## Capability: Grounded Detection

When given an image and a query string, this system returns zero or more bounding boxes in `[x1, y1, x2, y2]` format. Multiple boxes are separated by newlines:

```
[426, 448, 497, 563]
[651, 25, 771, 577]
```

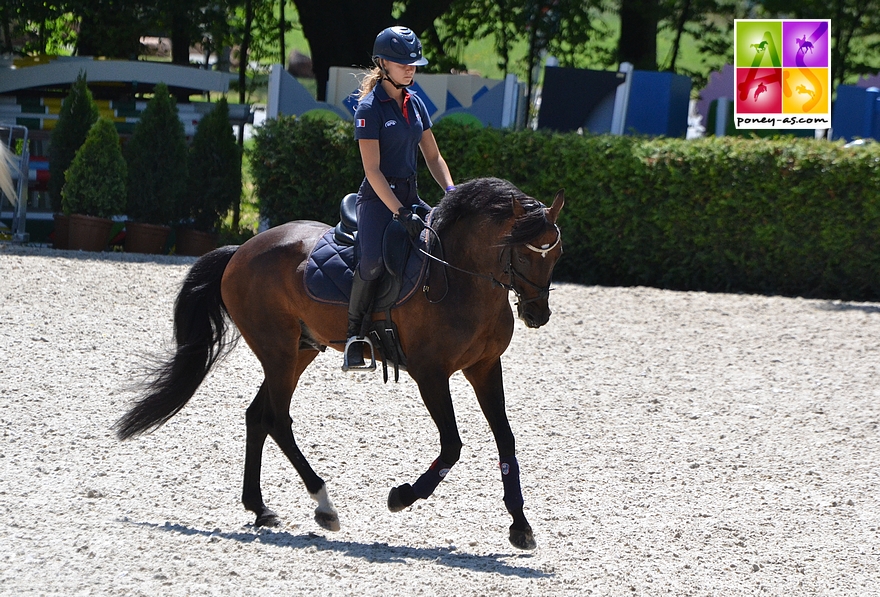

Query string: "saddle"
[304, 193, 431, 381]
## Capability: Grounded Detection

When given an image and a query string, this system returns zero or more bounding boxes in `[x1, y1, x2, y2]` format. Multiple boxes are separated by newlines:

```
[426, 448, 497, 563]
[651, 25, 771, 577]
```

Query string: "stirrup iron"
[342, 335, 377, 371]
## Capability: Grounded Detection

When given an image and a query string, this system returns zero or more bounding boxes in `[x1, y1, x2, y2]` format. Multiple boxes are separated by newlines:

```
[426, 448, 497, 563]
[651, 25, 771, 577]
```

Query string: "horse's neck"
[442, 218, 506, 276]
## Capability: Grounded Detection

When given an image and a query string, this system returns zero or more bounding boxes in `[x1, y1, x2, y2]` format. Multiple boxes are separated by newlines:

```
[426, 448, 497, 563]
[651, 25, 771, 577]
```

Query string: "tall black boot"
[343, 271, 379, 371]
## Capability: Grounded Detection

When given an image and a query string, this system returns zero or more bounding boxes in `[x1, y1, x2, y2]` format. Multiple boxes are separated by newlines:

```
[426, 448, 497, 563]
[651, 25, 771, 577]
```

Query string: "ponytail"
[357, 65, 383, 101]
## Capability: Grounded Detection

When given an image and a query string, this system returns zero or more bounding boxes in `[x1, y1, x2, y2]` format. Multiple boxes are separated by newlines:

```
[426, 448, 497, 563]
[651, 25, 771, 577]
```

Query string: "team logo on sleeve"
[355, 119, 366, 127]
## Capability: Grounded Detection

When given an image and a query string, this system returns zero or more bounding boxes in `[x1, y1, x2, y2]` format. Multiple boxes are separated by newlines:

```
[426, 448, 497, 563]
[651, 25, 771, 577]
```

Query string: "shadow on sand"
[817, 301, 880, 314]
[122, 519, 552, 579]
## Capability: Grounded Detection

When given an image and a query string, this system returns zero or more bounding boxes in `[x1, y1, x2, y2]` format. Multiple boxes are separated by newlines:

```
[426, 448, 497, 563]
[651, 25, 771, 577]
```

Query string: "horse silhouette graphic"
[796, 35, 814, 54]
[751, 41, 769, 52]
[754, 81, 768, 101]
[796, 84, 815, 99]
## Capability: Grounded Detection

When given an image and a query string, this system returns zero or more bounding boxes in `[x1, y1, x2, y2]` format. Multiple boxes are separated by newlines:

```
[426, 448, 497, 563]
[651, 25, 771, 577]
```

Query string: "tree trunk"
[294, 0, 393, 101]
[667, 0, 691, 71]
[279, 0, 286, 66]
[170, 8, 191, 66]
[617, 0, 659, 70]
[234, 0, 254, 231]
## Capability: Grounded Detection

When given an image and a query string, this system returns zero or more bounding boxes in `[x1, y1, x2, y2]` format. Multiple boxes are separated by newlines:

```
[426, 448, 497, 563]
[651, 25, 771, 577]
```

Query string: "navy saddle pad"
[304, 217, 429, 310]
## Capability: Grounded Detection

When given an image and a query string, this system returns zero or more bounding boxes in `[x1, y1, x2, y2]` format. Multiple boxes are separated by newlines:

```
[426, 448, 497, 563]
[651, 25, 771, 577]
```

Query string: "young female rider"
[343, 26, 455, 371]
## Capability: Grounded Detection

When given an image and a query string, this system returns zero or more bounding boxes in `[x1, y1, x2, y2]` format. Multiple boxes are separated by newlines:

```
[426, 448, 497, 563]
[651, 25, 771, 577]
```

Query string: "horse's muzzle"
[518, 303, 551, 328]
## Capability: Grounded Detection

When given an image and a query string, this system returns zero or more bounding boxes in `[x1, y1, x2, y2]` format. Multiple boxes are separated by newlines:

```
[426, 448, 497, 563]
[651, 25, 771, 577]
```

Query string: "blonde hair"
[0, 143, 17, 206]
[357, 65, 384, 101]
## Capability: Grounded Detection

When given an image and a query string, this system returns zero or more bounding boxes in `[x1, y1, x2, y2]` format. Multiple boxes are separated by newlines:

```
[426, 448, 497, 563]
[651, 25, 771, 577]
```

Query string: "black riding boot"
[342, 271, 379, 371]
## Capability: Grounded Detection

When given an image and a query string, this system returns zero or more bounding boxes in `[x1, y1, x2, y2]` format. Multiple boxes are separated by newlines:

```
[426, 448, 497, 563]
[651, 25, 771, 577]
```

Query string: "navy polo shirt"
[354, 84, 432, 179]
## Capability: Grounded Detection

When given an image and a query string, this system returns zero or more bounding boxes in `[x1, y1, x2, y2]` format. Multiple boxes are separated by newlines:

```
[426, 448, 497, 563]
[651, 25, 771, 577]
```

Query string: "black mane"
[431, 177, 548, 246]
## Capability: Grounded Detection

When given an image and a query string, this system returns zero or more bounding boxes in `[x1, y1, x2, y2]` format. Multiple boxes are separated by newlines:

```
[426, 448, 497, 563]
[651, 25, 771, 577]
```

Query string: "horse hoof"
[509, 527, 537, 550]
[387, 483, 417, 512]
[255, 511, 280, 528]
[314, 509, 340, 532]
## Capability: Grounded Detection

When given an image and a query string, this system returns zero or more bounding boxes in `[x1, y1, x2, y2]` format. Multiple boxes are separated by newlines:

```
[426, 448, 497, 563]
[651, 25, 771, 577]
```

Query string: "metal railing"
[1, 124, 29, 243]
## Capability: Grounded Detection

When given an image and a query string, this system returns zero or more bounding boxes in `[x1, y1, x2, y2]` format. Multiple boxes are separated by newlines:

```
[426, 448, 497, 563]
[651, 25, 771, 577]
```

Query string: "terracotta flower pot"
[68, 214, 113, 252]
[125, 221, 171, 254]
[176, 228, 218, 256]
[53, 213, 70, 250]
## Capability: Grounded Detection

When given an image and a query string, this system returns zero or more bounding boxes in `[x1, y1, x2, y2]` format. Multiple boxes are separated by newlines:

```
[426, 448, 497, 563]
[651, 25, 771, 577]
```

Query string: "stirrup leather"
[342, 335, 377, 371]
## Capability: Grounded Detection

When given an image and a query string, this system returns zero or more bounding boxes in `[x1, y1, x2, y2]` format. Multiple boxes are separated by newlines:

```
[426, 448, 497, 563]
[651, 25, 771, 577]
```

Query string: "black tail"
[116, 245, 239, 440]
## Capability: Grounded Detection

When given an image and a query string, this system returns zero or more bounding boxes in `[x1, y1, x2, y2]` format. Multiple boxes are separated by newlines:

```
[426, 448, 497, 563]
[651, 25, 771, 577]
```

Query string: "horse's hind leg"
[242, 348, 340, 531]
[464, 358, 536, 550]
[242, 381, 279, 526]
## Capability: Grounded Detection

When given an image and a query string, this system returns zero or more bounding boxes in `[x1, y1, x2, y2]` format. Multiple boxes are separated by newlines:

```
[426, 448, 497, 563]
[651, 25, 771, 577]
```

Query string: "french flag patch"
[355, 119, 366, 128]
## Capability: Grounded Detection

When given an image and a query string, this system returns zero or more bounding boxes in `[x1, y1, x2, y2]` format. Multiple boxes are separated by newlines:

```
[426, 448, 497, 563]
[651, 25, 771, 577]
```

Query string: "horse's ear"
[512, 197, 526, 218]
[547, 189, 564, 223]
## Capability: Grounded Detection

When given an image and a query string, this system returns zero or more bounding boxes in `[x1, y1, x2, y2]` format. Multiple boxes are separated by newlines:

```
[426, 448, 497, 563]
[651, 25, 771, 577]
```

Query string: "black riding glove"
[395, 206, 425, 240]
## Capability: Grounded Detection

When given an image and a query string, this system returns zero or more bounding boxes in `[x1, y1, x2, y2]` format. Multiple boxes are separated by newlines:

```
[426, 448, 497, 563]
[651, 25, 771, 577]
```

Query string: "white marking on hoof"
[310, 485, 340, 532]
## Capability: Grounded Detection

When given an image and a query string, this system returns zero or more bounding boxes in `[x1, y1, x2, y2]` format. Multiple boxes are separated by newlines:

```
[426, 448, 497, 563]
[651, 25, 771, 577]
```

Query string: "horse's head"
[506, 190, 565, 328]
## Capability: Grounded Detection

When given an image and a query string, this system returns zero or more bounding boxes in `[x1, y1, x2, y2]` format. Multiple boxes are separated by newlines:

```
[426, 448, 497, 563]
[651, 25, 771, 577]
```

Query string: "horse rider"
[343, 25, 456, 371]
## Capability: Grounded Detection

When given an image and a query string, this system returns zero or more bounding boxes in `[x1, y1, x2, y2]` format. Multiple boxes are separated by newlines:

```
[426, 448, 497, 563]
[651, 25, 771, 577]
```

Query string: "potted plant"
[178, 97, 241, 256]
[123, 82, 188, 253]
[61, 118, 127, 251]
[48, 71, 99, 249]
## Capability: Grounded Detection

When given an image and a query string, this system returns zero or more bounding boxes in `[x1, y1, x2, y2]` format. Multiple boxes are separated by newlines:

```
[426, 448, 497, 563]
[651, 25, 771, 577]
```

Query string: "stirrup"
[342, 335, 377, 371]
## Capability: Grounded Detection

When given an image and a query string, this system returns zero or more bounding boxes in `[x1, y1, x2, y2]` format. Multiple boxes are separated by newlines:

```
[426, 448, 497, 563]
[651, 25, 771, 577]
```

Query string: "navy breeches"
[356, 177, 429, 280]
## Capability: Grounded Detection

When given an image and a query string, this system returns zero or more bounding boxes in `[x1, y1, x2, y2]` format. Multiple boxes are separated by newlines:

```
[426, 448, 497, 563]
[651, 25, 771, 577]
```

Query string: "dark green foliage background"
[249, 118, 880, 301]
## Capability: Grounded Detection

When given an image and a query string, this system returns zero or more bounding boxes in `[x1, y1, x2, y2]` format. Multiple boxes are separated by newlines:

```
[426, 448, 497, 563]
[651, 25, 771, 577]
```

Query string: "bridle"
[416, 222, 561, 306]
[503, 224, 561, 306]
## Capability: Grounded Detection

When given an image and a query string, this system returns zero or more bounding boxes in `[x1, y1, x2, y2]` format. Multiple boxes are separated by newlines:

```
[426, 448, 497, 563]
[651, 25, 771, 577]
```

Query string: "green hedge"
[249, 116, 364, 228]
[249, 117, 880, 301]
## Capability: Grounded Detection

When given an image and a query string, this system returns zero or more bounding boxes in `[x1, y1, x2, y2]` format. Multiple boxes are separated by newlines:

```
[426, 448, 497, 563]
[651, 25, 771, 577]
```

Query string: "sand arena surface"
[1, 244, 878, 596]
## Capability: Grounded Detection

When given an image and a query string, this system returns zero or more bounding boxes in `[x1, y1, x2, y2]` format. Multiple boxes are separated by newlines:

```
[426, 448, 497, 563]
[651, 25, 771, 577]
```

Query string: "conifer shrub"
[124, 82, 189, 225]
[49, 71, 99, 212]
[61, 118, 127, 218]
[185, 98, 241, 232]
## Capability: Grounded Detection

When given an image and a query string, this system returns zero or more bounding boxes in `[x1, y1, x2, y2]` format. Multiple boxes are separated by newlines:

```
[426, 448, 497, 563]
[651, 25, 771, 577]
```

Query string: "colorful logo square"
[736, 68, 781, 113]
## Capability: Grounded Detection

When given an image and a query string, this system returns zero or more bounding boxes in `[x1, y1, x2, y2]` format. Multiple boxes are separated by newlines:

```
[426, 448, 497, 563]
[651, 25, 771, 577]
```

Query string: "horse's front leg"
[387, 372, 462, 512]
[463, 358, 536, 550]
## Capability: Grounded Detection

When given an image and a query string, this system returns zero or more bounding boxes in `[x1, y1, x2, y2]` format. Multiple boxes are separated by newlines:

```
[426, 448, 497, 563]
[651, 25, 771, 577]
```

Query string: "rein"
[415, 223, 560, 305]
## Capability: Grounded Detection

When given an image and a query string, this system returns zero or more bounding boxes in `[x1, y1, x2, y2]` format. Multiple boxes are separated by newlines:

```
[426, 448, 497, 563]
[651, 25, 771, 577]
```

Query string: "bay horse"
[116, 177, 564, 550]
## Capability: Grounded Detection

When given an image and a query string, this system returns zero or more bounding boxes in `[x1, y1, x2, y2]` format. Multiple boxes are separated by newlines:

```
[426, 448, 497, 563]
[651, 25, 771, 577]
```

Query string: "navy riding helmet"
[372, 26, 429, 67]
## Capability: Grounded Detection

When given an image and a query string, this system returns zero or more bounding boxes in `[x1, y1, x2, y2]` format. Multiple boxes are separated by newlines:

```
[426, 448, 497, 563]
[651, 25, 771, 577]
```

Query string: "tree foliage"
[433, 1, 611, 75]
